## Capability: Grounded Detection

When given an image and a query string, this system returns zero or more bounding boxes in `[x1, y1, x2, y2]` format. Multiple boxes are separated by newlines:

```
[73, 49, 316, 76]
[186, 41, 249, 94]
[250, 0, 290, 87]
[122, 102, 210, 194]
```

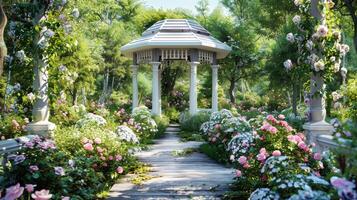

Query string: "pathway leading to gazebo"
[108, 124, 234, 200]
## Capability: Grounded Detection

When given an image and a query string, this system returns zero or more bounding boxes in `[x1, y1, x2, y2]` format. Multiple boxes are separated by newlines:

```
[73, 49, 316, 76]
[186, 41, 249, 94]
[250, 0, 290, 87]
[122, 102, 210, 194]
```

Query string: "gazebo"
[121, 19, 231, 116]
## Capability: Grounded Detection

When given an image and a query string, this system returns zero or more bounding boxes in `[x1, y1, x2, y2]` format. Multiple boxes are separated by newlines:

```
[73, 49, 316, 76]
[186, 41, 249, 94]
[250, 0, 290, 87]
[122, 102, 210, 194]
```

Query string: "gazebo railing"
[0, 135, 36, 171]
[315, 134, 349, 152]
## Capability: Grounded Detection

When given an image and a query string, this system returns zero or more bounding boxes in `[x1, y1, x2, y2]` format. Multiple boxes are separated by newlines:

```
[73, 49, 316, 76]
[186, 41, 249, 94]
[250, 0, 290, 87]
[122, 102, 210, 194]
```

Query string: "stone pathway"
[108, 124, 234, 200]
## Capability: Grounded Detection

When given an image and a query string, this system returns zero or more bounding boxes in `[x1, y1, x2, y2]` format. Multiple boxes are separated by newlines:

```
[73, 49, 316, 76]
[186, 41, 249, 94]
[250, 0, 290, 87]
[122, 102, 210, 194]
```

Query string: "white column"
[211, 65, 219, 112]
[189, 62, 199, 115]
[131, 65, 139, 112]
[151, 62, 161, 116]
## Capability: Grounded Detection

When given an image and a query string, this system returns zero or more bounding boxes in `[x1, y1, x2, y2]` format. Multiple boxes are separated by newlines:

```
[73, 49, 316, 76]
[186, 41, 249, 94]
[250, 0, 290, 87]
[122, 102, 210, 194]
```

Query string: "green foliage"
[199, 143, 230, 165]
[153, 115, 169, 138]
[164, 107, 180, 123]
[180, 111, 211, 132]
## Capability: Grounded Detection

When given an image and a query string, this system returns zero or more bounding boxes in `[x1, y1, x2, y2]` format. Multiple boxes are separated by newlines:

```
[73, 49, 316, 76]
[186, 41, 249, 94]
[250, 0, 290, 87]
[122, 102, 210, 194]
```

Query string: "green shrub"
[164, 107, 180, 122]
[180, 111, 211, 132]
[199, 143, 230, 165]
[153, 115, 170, 138]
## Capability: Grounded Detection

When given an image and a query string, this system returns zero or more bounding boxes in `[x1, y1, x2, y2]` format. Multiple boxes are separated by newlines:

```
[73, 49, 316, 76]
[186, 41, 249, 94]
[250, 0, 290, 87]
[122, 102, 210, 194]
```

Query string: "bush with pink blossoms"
[228, 114, 325, 199]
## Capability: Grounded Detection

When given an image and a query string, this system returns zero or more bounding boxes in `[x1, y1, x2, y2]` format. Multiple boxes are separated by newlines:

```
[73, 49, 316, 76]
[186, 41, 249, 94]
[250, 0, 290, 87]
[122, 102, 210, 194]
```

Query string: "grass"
[130, 162, 153, 185]
[177, 130, 204, 142]
[171, 147, 198, 157]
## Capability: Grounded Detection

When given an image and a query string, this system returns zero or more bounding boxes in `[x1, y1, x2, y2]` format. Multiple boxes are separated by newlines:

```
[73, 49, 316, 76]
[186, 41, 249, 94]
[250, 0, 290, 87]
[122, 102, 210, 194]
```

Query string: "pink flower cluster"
[1, 183, 59, 200]
[238, 156, 250, 168]
[256, 148, 269, 162]
[260, 122, 278, 134]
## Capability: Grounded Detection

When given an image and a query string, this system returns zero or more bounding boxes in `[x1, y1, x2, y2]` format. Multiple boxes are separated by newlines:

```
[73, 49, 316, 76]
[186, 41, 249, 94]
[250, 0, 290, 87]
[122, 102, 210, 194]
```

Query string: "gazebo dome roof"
[121, 19, 232, 59]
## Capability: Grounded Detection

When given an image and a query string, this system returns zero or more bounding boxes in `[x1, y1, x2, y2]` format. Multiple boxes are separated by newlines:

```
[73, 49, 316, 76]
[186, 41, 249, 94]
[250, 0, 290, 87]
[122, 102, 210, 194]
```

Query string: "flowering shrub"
[0, 114, 28, 140]
[116, 125, 139, 144]
[75, 113, 107, 127]
[130, 106, 158, 141]
[228, 114, 326, 199]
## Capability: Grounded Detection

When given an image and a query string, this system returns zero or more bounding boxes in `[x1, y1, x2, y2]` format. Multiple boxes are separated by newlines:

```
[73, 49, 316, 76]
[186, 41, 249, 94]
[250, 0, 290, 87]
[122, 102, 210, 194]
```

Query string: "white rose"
[286, 33, 295, 43]
[292, 15, 301, 25]
[284, 59, 293, 70]
[313, 60, 325, 71]
[317, 25, 328, 37]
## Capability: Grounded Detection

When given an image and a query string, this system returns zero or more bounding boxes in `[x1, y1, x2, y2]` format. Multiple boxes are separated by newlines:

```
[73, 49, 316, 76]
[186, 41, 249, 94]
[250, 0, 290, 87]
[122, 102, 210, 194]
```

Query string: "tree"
[0, 3, 7, 77]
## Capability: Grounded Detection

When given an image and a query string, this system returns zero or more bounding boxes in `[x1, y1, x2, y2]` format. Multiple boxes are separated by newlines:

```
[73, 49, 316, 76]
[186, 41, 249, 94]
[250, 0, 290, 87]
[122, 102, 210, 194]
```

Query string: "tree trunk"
[0, 4, 7, 77]
[229, 79, 236, 104]
[72, 87, 78, 106]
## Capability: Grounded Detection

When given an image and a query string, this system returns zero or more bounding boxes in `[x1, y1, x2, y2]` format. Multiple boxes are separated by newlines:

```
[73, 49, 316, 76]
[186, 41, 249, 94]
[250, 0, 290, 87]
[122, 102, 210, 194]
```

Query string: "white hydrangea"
[227, 132, 257, 156]
[116, 125, 139, 143]
[209, 109, 233, 124]
[15, 50, 26, 62]
[76, 113, 107, 127]
[249, 188, 280, 200]
[287, 188, 330, 200]
[221, 117, 251, 133]
[261, 156, 289, 175]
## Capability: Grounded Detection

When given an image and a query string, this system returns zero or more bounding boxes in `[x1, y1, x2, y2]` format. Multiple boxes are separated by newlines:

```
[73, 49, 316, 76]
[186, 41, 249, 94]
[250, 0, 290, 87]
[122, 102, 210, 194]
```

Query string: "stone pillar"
[189, 62, 199, 115]
[131, 65, 139, 112]
[211, 65, 219, 112]
[303, 73, 333, 146]
[158, 65, 162, 115]
[27, 60, 56, 136]
[151, 62, 161, 116]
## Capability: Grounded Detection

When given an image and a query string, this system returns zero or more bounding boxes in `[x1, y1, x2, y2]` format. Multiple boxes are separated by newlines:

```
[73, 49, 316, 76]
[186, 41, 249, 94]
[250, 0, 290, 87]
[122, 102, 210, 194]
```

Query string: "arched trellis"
[121, 19, 232, 116]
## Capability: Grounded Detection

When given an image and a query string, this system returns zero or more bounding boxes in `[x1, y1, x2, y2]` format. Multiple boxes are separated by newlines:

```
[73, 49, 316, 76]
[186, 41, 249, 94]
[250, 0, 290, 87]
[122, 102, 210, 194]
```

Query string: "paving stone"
[108, 131, 234, 200]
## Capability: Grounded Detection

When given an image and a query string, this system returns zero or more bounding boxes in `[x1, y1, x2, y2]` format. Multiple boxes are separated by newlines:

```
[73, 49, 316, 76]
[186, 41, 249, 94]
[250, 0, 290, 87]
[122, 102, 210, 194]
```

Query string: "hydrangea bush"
[116, 125, 139, 144]
[0, 134, 126, 199]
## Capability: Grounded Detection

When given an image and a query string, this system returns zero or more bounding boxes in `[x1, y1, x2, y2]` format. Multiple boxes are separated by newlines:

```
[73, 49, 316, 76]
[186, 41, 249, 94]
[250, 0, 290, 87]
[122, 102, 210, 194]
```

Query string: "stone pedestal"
[27, 62, 56, 137]
[189, 62, 199, 115]
[211, 65, 219, 112]
[304, 73, 333, 147]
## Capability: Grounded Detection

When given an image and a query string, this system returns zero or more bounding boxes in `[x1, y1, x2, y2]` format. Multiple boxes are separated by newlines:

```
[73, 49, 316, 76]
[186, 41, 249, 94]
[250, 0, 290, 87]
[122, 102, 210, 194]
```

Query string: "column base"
[303, 121, 333, 146]
[26, 121, 56, 137]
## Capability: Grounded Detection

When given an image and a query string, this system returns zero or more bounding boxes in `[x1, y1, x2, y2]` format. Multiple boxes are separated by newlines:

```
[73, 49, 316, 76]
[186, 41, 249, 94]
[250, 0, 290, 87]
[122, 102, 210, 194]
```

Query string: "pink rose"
[243, 163, 251, 169]
[297, 133, 306, 140]
[257, 153, 266, 161]
[212, 137, 217, 142]
[4, 183, 24, 200]
[272, 150, 281, 157]
[62, 197, 70, 200]
[286, 126, 293, 132]
[238, 156, 247, 165]
[83, 143, 93, 151]
[94, 138, 101, 144]
[96, 147, 104, 153]
[313, 153, 322, 161]
[298, 142, 307, 150]
[31, 189, 52, 200]
[235, 170, 242, 177]
[108, 156, 114, 160]
[115, 155, 122, 161]
[278, 114, 285, 120]
[259, 148, 267, 154]
[25, 184, 36, 193]
[287, 135, 296, 143]
[260, 123, 271, 131]
[29, 165, 39, 172]
[116, 166, 124, 174]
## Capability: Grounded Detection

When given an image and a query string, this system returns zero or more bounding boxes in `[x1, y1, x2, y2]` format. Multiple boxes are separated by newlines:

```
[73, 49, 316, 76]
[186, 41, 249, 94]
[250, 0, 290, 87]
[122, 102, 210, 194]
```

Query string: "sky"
[143, 0, 222, 14]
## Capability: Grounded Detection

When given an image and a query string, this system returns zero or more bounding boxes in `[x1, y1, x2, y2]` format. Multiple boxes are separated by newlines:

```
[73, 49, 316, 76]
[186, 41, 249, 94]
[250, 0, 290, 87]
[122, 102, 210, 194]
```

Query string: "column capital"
[131, 64, 139, 69]
[150, 61, 161, 66]
[188, 62, 200, 66]
[211, 64, 220, 69]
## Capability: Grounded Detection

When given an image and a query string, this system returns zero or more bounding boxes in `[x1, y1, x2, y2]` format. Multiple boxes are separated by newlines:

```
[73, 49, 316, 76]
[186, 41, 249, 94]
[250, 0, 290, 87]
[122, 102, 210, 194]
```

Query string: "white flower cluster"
[249, 188, 280, 200]
[200, 121, 214, 134]
[132, 106, 152, 120]
[76, 113, 107, 127]
[261, 156, 289, 175]
[209, 109, 233, 124]
[221, 117, 251, 133]
[288, 188, 330, 200]
[227, 132, 257, 156]
[116, 125, 139, 143]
